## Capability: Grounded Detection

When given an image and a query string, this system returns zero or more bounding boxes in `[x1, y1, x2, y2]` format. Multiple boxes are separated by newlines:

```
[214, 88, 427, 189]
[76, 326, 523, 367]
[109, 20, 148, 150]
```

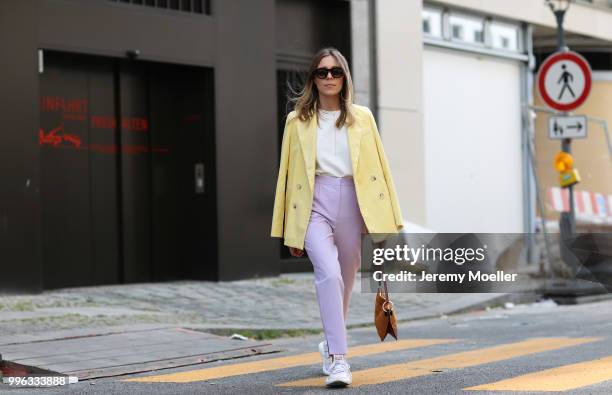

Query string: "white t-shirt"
[315, 109, 353, 177]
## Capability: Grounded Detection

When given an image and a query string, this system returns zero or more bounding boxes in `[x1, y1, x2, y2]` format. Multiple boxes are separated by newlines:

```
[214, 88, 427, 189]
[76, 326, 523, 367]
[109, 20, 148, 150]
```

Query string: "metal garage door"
[39, 51, 217, 289]
[423, 47, 524, 233]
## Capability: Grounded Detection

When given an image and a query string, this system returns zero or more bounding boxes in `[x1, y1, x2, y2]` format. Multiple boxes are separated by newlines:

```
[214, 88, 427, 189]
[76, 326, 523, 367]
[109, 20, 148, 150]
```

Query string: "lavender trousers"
[304, 174, 366, 355]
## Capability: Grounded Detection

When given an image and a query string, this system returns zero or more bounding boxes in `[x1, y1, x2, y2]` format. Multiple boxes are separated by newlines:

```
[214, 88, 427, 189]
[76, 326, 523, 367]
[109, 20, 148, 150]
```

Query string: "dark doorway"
[39, 51, 217, 289]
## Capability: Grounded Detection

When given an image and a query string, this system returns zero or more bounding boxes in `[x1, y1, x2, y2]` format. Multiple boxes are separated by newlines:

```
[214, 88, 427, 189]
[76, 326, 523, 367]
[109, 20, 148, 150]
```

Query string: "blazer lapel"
[297, 106, 364, 192]
[347, 117, 363, 176]
[296, 115, 317, 191]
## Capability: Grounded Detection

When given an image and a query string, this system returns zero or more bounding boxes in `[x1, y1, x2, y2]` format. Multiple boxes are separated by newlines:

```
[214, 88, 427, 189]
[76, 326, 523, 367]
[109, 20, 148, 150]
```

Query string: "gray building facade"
[0, 0, 354, 292]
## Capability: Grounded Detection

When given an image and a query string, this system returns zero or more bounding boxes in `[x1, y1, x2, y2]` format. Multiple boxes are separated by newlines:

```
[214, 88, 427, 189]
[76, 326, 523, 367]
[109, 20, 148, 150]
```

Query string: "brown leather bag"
[374, 262, 398, 341]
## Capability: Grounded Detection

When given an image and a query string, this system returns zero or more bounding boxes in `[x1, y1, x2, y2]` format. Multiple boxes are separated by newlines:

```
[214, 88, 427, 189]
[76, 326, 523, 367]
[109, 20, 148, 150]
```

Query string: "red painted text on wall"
[90, 116, 149, 132]
[41, 96, 88, 114]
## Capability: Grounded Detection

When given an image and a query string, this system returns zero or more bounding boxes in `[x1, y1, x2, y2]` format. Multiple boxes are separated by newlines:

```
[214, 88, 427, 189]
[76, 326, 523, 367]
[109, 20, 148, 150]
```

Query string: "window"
[423, 19, 431, 34]
[422, 5, 524, 56]
[449, 13, 485, 46]
[107, 0, 210, 15]
[490, 21, 519, 51]
[422, 7, 443, 38]
[452, 25, 463, 40]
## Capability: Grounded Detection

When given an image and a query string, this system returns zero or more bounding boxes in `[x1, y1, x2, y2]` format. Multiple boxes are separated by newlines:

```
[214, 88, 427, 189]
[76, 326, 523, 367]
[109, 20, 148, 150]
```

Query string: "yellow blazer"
[270, 103, 404, 250]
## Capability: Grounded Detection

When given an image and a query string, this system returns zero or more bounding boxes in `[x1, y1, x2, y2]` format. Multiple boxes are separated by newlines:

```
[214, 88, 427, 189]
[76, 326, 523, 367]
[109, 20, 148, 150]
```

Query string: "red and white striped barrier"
[548, 187, 612, 222]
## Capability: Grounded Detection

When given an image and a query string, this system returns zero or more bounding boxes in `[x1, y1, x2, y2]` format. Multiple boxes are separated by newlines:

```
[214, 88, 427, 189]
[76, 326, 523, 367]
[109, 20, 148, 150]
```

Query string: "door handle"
[195, 163, 205, 194]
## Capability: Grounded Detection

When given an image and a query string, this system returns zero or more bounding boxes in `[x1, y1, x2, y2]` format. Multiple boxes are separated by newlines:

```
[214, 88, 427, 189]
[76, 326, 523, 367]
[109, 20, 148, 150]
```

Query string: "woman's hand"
[289, 247, 304, 257]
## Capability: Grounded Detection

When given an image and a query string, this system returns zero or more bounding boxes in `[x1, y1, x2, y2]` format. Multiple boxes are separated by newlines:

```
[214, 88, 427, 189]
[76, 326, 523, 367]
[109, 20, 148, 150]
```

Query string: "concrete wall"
[350, 0, 374, 108]
[0, 1, 43, 292]
[214, 0, 278, 280]
[374, 0, 426, 226]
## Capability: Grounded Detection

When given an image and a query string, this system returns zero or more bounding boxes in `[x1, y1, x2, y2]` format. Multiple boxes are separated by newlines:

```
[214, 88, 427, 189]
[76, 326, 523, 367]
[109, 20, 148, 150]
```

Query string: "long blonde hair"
[287, 47, 356, 129]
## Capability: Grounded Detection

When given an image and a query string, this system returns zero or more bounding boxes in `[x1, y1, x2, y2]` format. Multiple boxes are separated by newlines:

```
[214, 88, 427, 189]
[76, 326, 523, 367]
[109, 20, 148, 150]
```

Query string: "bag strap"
[383, 271, 390, 302]
[377, 244, 390, 302]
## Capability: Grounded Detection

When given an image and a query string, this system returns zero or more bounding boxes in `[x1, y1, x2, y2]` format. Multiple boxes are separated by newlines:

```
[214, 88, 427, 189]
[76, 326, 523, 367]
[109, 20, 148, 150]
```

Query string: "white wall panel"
[423, 47, 524, 232]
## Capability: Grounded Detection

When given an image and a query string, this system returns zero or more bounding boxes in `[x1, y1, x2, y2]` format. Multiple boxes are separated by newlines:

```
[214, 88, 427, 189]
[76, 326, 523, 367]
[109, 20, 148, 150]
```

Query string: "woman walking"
[270, 47, 404, 387]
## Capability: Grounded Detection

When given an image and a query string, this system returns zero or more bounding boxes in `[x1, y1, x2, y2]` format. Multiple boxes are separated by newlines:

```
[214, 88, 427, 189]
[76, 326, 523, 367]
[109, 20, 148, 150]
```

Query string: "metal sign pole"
[547, 0, 577, 238]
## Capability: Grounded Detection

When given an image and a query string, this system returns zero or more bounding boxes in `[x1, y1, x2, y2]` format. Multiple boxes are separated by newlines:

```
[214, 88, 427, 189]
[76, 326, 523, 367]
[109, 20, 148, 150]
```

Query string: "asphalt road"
[3, 296, 612, 394]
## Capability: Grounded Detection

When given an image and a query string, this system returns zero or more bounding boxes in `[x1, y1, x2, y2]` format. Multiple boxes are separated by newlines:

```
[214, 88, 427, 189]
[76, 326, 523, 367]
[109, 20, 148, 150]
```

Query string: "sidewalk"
[0, 273, 532, 336]
[0, 273, 535, 380]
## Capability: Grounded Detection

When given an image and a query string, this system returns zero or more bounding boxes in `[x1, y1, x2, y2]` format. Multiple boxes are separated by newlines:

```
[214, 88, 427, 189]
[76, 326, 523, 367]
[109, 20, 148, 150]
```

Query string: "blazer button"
[379, 192, 385, 200]
[293, 203, 297, 209]
[370, 175, 377, 181]
[297, 184, 302, 190]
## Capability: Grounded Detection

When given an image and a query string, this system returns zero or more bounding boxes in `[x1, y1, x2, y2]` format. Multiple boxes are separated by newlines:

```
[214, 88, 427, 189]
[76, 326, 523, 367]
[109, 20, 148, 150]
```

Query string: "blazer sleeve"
[270, 114, 293, 238]
[367, 109, 405, 231]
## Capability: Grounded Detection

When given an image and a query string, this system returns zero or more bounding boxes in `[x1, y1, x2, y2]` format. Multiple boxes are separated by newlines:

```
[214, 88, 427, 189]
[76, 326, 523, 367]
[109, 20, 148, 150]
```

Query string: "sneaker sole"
[326, 379, 351, 387]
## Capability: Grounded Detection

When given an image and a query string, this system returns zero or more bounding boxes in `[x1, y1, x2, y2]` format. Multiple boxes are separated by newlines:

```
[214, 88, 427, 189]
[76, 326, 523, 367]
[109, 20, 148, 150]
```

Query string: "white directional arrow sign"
[548, 115, 588, 140]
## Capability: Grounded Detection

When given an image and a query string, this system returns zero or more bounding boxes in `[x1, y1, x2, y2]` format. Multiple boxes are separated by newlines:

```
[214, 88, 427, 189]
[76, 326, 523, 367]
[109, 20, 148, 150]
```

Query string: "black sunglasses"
[313, 67, 345, 79]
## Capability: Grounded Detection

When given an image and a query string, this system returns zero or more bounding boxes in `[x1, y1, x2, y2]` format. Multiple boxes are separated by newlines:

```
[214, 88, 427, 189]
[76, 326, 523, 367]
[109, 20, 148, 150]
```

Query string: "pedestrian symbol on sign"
[537, 51, 592, 112]
[557, 64, 576, 100]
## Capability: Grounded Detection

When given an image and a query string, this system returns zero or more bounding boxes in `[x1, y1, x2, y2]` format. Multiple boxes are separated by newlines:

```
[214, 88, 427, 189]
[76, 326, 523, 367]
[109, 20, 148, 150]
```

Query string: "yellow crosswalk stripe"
[277, 337, 601, 388]
[123, 338, 456, 383]
[465, 354, 612, 392]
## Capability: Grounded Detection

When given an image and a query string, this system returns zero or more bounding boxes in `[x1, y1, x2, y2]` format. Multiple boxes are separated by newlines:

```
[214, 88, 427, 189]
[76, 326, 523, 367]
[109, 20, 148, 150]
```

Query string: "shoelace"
[330, 359, 350, 374]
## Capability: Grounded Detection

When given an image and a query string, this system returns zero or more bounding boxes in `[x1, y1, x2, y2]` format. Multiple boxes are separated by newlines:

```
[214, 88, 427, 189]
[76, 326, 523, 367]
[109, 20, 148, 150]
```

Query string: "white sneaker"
[318, 340, 332, 375]
[325, 356, 352, 387]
